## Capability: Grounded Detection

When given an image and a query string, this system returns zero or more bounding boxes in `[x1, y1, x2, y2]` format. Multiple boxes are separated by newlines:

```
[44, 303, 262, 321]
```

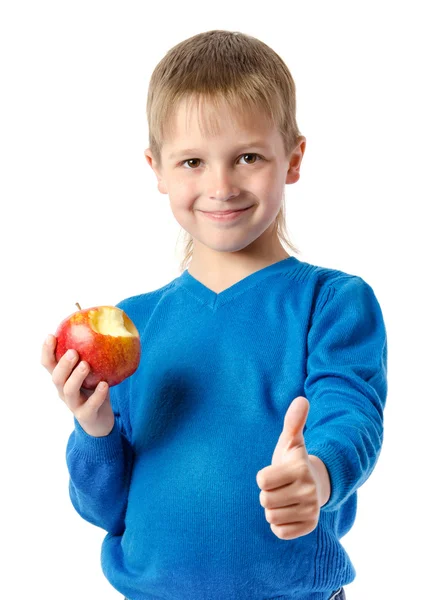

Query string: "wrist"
[308, 454, 331, 507]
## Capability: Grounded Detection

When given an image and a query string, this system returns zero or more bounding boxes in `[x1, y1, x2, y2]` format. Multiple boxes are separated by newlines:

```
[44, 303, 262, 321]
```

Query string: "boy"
[42, 30, 387, 600]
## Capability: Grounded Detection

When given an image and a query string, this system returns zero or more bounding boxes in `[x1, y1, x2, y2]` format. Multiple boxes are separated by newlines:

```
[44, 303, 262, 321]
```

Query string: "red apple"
[54, 303, 141, 389]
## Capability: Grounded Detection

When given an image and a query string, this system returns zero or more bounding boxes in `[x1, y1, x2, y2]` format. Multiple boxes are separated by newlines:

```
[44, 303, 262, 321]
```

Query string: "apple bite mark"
[88, 306, 138, 337]
[54, 303, 141, 390]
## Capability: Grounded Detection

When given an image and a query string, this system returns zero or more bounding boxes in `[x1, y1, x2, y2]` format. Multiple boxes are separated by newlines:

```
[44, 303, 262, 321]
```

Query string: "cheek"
[170, 196, 196, 214]
[253, 171, 281, 197]
[168, 192, 197, 227]
[169, 178, 196, 204]
[260, 185, 283, 212]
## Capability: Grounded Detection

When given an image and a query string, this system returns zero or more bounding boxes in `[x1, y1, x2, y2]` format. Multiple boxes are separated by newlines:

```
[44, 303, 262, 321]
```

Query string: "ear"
[144, 148, 168, 195]
[285, 136, 306, 185]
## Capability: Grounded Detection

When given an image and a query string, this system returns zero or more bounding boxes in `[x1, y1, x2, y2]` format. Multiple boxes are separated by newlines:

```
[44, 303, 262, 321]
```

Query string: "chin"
[196, 234, 262, 254]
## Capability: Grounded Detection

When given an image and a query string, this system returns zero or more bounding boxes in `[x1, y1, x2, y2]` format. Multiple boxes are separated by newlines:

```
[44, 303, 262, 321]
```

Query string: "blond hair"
[146, 30, 303, 272]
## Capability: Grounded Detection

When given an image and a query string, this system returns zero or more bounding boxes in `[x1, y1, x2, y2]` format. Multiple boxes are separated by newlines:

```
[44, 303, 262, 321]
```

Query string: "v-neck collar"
[178, 256, 300, 310]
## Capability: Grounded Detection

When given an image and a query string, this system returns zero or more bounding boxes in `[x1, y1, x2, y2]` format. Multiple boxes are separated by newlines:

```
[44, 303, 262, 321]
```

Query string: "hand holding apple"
[54, 303, 141, 389]
[41, 303, 141, 437]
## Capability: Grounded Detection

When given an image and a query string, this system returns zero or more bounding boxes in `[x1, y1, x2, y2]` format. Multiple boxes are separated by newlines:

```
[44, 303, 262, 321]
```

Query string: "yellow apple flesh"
[55, 305, 141, 389]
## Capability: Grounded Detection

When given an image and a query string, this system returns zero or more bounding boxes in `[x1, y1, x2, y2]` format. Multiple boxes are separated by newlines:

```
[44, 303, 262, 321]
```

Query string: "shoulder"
[114, 277, 180, 324]
[290, 257, 376, 315]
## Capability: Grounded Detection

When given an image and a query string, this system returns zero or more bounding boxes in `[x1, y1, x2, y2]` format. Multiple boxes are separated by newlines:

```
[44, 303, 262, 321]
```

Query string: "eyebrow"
[168, 141, 270, 160]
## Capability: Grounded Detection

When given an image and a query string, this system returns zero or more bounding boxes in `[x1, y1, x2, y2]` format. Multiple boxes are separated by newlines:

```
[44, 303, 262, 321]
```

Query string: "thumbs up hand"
[256, 396, 331, 540]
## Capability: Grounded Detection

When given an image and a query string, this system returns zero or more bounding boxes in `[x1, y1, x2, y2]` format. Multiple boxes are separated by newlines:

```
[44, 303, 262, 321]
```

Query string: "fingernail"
[45, 335, 52, 345]
[66, 349, 76, 360]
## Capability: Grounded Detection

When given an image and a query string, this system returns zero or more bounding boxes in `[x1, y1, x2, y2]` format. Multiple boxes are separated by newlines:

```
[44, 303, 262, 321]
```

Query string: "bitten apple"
[55, 303, 141, 389]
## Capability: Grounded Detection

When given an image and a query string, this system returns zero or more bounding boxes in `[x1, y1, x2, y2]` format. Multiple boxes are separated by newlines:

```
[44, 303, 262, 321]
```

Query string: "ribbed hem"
[266, 593, 330, 600]
[124, 593, 331, 600]
[71, 417, 124, 463]
[314, 512, 355, 590]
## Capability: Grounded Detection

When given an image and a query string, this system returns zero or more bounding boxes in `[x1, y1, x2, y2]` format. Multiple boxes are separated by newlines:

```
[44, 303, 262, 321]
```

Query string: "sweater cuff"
[71, 417, 124, 463]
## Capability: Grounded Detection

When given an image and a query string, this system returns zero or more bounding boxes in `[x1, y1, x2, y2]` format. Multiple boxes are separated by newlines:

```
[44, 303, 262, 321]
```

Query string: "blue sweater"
[66, 256, 388, 600]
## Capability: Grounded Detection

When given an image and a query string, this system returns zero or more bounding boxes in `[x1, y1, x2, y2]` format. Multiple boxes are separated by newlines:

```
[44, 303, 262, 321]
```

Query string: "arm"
[66, 298, 135, 535]
[303, 275, 388, 512]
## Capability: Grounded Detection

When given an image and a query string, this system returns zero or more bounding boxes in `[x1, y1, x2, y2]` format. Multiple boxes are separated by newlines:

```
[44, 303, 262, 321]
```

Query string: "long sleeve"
[303, 275, 388, 512]
[65, 302, 135, 535]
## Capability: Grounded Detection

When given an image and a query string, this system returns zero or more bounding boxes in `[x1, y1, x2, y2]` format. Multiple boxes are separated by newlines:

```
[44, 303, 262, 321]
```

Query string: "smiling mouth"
[203, 206, 253, 214]
[199, 206, 254, 221]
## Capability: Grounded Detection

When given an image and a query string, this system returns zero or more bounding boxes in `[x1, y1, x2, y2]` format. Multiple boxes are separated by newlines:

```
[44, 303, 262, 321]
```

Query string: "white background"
[1, 1, 432, 598]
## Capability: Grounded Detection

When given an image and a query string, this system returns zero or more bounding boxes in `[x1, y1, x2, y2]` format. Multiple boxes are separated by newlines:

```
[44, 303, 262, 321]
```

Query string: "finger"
[283, 396, 309, 452]
[75, 383, 110, 422]
[51, 348, 80, 394]
[257, 462, 297, 491]
[264, 504, 304, 526]
[40, 334, 58, 373]
[270, 521, 315, 540]
[260, 483, 298, 509]
[63, 359, 91, 412]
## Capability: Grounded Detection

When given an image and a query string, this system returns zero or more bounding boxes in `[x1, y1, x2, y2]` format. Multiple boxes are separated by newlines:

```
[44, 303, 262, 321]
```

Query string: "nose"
[206, 166, 240, 201]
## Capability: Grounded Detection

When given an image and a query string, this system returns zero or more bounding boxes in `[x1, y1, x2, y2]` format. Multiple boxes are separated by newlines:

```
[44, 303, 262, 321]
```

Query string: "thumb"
[271, 396, 310, 465]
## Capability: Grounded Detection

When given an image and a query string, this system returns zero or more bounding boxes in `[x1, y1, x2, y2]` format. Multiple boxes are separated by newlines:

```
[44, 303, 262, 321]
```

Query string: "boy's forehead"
[167, 96, 275, 143]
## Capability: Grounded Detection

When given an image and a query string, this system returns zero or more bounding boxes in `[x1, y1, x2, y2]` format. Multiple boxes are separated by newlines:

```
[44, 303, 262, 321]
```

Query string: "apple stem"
[75, 302, 82, 310]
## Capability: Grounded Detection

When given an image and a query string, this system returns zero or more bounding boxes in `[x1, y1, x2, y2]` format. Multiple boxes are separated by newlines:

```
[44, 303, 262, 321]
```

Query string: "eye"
[182, 158, 201, 169]
[180, 153, 263, 169]
[240, 153, 262, 165]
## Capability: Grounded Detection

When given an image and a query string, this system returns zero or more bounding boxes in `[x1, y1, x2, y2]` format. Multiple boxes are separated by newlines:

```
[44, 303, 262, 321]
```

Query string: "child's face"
[145, 97, 305, 257]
